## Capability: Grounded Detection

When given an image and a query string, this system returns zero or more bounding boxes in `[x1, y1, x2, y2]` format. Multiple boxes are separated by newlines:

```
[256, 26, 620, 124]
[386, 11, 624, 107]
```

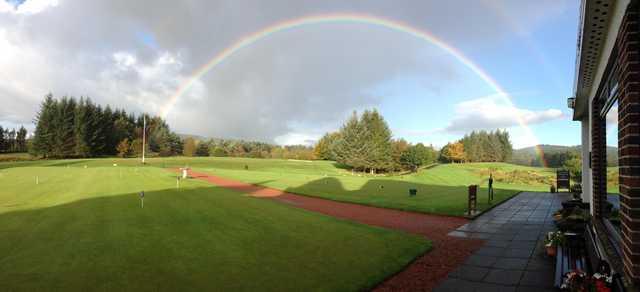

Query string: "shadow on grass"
[0, 185, 428, 291]
[280, 176, 520, 217]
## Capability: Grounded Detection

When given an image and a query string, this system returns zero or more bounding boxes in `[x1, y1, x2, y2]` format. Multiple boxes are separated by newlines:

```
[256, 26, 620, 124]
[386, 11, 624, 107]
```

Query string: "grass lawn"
[2, 157, 557, 216]
[0, 163, 429, 291]
[171, 158, 554, 216]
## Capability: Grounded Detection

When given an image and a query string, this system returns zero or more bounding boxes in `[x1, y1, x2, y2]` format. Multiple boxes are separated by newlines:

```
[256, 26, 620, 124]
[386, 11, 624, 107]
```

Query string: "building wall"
[582, 119, 593, 206]
[616, 2, 640, 283]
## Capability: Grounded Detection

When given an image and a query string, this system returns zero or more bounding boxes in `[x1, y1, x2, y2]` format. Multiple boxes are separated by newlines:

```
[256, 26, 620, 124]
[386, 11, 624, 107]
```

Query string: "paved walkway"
[434, 192, 570, 292]
[179, 169, 484, 291]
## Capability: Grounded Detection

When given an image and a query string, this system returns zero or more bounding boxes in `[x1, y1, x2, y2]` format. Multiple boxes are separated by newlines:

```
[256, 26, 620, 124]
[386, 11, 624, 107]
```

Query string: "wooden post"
[468, 185, 478, 216]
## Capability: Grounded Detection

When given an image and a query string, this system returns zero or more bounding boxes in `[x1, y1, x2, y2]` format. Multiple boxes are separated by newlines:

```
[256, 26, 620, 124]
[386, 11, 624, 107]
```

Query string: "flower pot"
[546, 245, 556, 257]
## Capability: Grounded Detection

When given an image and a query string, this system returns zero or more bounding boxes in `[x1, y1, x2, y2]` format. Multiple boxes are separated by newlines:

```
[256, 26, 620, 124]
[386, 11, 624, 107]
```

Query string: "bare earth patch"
[182, 169, 483, 291]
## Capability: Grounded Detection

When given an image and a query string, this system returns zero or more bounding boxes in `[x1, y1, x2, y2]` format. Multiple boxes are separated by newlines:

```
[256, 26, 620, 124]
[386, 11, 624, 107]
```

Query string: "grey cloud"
[1, 0, 569, 143]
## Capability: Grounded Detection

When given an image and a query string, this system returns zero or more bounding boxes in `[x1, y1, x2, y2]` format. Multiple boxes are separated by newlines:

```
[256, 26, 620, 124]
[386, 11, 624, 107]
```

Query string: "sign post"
[488, 174, 494, 204]
[468, 185, 478, 216]
[139, 191, 144, 208]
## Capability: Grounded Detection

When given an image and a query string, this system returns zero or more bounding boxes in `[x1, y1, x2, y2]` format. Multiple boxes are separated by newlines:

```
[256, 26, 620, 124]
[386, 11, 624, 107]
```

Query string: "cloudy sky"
[0, 0, 581, 148]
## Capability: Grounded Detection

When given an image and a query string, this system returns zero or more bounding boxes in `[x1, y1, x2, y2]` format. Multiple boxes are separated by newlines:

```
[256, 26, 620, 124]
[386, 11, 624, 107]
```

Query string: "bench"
[585, 224, 626, 292]
[554, 232, 587, 288]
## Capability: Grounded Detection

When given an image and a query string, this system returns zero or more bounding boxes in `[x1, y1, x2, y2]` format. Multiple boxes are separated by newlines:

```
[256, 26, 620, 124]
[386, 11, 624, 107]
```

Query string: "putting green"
[0, 164, 429, 291]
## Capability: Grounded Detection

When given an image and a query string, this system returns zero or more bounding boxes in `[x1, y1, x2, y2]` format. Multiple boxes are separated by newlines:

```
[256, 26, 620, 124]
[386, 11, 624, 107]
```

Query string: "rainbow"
[159, 12, 549, 167]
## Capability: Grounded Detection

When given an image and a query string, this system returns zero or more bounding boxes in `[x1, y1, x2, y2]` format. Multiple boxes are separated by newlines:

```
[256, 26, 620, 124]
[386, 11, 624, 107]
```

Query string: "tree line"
[182, 137, 315, 160]
[0, 125, 28, 153]
[314, 110, 438, 173]
[439, 130, 513, 163]
[31, 94, 182, 158]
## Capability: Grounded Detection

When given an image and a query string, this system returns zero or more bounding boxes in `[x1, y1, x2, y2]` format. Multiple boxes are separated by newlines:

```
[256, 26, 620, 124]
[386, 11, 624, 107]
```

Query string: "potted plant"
[557, 206, 591, 233]
[544, 231, 565, 257]
[560, 270, 588, 291]
[553, 209, 564, 221]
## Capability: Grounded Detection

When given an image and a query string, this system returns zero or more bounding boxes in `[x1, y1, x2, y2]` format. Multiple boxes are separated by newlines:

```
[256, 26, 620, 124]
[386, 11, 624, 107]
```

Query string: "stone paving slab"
[436, 192, 570, 291]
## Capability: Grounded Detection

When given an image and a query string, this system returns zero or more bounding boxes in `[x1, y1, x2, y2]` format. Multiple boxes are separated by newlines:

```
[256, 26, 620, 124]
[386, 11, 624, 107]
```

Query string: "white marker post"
[36, 176, 39, 185]
[142, 115, 146, 165]
[140, 191, 145, 208]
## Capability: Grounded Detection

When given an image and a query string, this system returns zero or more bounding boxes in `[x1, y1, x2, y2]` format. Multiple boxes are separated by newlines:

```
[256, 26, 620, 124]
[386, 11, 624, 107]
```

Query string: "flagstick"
[142, 115, 146, 165]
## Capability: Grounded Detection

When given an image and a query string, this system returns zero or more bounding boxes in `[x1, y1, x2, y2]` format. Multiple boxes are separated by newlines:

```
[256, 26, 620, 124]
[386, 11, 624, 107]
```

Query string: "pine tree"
[52, 97, 76, 157]
[364, 110, 393, 173]
[0, 125, 4, 152]
[32, 94, 57, 157]
[16, 126, 27, 152]
[334, 111, 369, 171]
[195, 142, 210, 157]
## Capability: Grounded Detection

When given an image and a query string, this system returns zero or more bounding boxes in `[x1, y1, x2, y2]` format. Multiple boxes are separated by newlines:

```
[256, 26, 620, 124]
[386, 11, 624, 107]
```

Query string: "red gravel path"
[182, 169, 484, 291]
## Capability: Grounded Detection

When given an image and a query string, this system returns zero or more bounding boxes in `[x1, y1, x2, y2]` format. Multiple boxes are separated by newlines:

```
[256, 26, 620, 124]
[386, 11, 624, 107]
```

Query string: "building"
[571, 0, 640, 286]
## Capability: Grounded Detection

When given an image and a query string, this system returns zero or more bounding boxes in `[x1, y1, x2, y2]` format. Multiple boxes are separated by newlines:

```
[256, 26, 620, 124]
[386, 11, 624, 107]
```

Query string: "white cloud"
[444, 94, 565, 133]
[0, 0, 573, 143]
[274, 132, 318, 146]
[0, 0, 58, 14]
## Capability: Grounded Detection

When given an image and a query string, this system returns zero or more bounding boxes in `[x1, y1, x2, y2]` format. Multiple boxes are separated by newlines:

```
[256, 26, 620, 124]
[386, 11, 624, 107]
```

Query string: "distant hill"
[511, 144, 618, 167]
[177, 133, 208, 141]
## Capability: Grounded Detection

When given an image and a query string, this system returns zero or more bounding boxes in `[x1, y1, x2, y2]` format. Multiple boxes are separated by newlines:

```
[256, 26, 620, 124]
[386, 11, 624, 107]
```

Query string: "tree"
[390, 139, 410, 171]
[116, 138, 131, 158]
[441, 142, 465, 163]
[16, 126, 27, 152]
[130, 138, 143, 156]
[400, 145, 423, 172]
[362, 109, 393, 173]
[32, 94, 57, 157]
[183, 137, 197, 156]
[334, 111, 369, 170]
[195, 142, 210, 156]
[30, 94, 180, 158]
[563, 152, 582, 182]
[314, 132, 340, 160]
[0, 125, 4, 152]
[49, 97, 77, 157]
[212, 146, 228, 157]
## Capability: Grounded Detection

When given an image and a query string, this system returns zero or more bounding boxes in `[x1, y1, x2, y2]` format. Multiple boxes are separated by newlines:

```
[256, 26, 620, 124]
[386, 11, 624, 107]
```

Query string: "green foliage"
[460, 130, 512, 162]
[476, 168, 554, 185]
[314, 132, 340, 160]
[0, 125, 28, 153]
[563, 152, 582, 182]
[183, 137, 197, 157]
[332, 109, 395, 173]
[32, 94, 56, 157]
[195, 142, 210, 157]
[16, 126, 27, 152]
[31, 94, 180, 158]
[212, 146, 228, 157]
[400, 143, 437, 171]
[334, 111, 370, 170]
[116, 138, 132, 158]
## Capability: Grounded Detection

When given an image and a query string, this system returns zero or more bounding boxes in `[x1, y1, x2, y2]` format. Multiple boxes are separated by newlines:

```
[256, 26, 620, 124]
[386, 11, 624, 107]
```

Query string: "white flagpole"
[142, 115, 146, 164]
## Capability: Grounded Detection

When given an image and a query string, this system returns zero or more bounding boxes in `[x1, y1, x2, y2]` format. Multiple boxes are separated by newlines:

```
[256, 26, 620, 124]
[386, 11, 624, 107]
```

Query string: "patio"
[435, 192, 570, 291]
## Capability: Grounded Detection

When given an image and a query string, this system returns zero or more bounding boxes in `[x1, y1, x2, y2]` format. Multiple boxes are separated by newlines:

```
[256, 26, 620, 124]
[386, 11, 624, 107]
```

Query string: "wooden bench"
[585, 224, 626, 292]
[554, 232, 587, 288]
